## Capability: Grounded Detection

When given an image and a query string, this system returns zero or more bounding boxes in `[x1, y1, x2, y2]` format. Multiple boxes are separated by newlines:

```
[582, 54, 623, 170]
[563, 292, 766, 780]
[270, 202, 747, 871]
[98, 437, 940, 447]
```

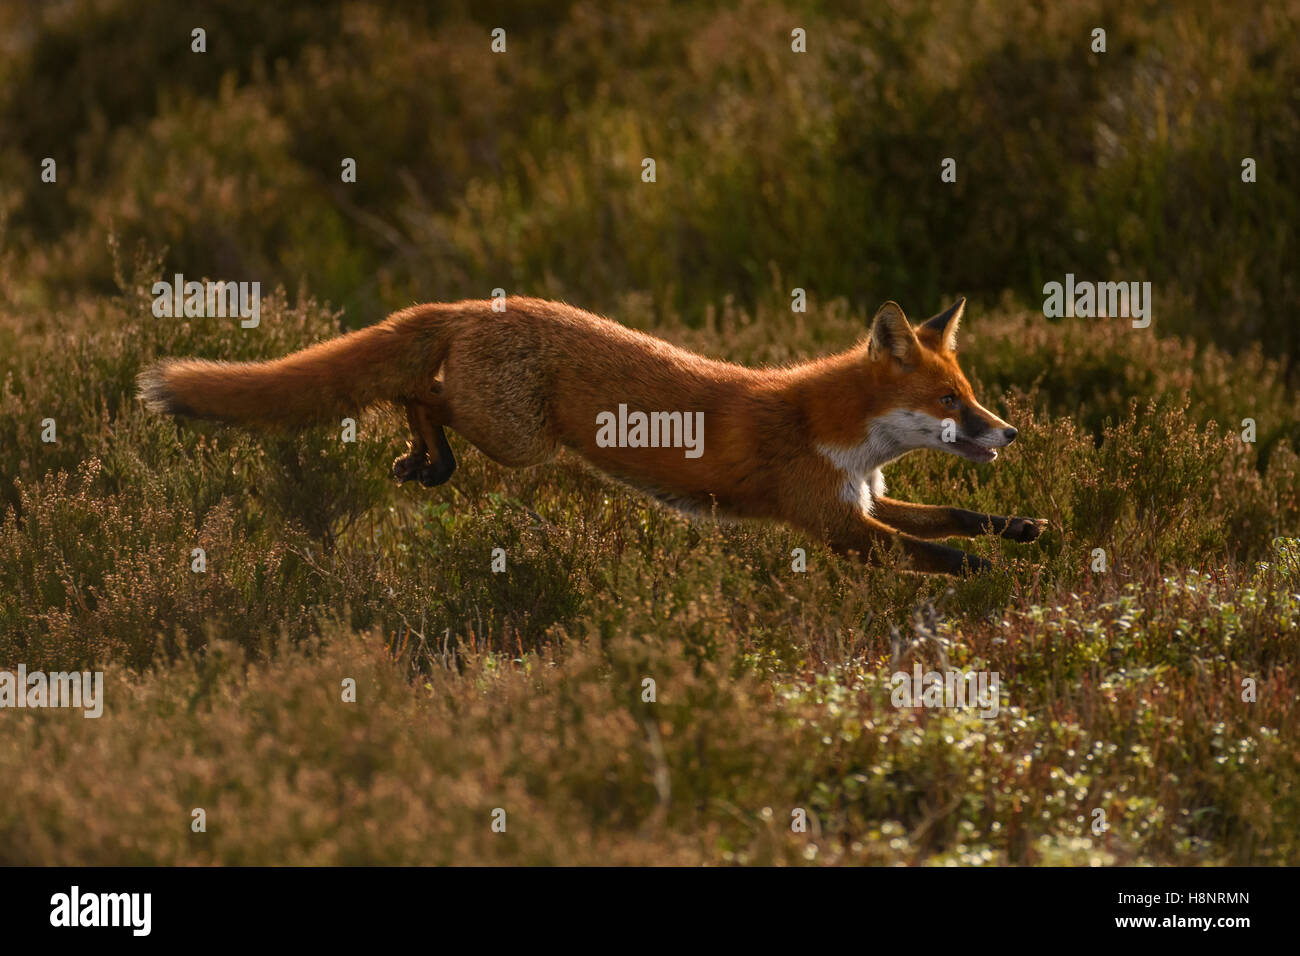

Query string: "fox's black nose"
[1003, 427, 1018, 442]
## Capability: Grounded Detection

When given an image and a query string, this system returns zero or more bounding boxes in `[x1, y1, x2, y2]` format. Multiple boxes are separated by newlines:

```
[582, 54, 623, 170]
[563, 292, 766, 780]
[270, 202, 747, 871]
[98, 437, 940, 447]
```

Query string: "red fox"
[139, 296, 1046, 575]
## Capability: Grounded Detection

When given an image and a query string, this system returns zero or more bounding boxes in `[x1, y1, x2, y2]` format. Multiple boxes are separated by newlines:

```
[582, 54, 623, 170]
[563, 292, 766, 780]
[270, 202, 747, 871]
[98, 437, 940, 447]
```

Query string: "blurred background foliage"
[1, 0, 1297, 367]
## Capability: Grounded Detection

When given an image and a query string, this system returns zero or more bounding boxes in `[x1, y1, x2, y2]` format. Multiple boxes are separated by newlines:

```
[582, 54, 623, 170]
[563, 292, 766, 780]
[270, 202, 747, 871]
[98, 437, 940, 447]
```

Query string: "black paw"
[392, 452, 425, 484]
[416, 455, 456, 487]
[1001, 517, 1047, 543]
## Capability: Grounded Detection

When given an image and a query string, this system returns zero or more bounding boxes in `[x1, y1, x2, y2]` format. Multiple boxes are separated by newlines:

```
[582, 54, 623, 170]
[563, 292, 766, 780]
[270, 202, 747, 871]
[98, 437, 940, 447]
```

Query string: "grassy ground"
[1, 0, 1298, 865]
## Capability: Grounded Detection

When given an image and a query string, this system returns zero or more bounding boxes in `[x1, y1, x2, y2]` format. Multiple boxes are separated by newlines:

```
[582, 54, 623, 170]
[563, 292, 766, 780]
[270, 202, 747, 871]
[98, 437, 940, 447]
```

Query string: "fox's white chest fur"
[816, 418, 906, 517]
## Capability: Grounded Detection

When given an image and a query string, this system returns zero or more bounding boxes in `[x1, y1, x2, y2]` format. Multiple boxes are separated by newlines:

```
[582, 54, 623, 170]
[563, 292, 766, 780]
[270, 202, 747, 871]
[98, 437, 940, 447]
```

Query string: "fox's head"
[861, 298, 1016, 463]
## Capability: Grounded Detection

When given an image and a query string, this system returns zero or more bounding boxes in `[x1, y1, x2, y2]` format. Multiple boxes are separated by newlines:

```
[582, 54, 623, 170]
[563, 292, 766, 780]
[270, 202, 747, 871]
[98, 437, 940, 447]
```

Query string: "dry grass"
[1, 0, 1298, 865]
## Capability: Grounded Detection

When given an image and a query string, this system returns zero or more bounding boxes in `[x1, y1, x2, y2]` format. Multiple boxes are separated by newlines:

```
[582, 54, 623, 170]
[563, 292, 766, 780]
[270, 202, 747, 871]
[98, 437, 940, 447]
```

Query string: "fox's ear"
[868, 301, 919, 363]
[920, 297, 964, 352]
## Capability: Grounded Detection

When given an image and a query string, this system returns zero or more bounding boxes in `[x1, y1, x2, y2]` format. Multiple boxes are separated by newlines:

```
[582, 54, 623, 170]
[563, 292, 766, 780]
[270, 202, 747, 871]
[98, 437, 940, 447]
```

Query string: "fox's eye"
[939, 394, 956, 409]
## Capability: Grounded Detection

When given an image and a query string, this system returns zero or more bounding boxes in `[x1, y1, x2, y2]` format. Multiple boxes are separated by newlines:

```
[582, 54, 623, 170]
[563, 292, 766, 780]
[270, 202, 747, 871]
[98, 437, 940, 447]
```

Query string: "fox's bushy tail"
[138, 305, 453, 427]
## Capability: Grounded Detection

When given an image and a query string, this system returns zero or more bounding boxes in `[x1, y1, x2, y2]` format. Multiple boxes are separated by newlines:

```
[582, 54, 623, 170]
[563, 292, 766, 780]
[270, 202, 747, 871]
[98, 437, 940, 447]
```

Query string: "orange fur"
[139, 296, 1047, 575]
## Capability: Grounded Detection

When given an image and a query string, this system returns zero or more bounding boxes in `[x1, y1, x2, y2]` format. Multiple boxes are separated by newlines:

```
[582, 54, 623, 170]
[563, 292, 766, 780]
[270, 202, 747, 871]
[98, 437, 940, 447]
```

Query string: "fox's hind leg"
[393, 399, 457, 487]
[391, 411, 427, 485]
[415, 419, 456, 486]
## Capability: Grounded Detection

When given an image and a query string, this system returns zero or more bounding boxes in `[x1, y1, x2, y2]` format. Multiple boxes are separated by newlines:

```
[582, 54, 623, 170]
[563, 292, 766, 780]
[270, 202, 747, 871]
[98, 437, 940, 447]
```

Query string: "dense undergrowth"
[0, 0, 1297, 864]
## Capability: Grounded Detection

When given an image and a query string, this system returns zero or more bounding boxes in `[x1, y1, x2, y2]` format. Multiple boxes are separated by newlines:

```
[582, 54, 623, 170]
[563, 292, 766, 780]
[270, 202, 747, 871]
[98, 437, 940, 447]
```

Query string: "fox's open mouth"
[949, 439, 998, 463]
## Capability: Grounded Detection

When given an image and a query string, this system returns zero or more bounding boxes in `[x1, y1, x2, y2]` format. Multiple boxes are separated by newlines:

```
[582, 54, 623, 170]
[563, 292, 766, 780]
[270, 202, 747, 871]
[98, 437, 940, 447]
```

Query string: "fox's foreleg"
[392, 397, 456, 487]
[813, 507, 992, 576]
[871, 497, 1046, 544]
